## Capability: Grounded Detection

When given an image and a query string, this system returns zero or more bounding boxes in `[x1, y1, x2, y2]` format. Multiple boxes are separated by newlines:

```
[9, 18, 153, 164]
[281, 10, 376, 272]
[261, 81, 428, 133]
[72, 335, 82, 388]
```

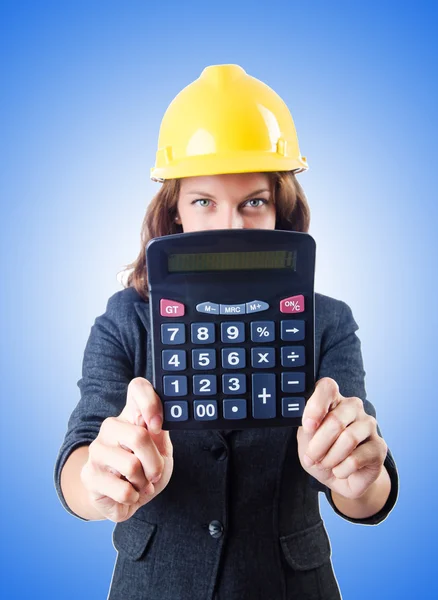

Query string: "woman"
[54, 64, 399, 600]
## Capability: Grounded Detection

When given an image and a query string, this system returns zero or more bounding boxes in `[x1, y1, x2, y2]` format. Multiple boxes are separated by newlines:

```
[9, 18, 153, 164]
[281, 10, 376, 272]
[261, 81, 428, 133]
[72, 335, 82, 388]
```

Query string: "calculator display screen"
[168, 250, 297, 272]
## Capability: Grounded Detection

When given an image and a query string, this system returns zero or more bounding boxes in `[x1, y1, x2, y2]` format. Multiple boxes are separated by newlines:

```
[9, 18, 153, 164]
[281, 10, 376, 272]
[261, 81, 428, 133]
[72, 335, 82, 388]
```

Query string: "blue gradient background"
[1, 1, 437, 598]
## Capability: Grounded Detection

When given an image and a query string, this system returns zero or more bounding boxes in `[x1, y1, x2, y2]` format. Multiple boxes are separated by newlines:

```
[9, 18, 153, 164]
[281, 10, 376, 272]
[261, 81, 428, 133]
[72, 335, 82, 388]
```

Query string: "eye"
[193, 199, 212, 207]
[243, 198, 268, 208]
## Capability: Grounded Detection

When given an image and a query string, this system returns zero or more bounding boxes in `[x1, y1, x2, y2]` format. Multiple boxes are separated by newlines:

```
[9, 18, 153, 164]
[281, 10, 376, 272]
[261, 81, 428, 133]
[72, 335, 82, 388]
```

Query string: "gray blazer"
[54, 287, 399, 600]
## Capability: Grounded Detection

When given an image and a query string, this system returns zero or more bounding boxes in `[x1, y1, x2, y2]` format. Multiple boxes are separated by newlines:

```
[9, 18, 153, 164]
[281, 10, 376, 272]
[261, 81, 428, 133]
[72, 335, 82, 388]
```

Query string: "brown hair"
[120, 171, 310, 301]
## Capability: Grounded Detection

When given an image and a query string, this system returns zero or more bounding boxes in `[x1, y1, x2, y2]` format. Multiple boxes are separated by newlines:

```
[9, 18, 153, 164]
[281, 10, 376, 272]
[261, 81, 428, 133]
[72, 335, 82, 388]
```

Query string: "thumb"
[122, 404, 173, 460]
[148, 428, 173, 459]
[296, 422, 314, 458]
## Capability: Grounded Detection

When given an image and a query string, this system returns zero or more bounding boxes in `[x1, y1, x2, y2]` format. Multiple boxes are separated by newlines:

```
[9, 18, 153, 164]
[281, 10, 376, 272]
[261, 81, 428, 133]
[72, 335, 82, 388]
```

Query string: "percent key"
[251, 322, 275, 342]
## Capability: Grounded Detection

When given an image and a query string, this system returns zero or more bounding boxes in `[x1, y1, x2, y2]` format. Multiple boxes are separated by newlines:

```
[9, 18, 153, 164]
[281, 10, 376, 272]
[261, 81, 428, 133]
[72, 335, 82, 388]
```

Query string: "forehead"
[179, 172, 270, 196]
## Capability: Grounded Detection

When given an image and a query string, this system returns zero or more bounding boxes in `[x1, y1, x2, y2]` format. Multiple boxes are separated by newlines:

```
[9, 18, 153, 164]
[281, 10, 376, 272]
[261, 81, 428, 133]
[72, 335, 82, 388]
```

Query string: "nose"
[214, 205, 244, 230]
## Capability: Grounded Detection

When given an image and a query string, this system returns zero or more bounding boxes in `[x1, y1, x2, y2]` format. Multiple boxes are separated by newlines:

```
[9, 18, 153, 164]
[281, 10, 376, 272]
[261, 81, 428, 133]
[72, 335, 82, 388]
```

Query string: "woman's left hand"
[297, 377, 388, 499]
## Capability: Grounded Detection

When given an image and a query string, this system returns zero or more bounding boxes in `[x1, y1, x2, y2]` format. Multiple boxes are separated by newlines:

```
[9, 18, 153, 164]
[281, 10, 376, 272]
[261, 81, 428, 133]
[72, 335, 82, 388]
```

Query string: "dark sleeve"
[53, 293, 134, 521]
[310, 300, 399, 526]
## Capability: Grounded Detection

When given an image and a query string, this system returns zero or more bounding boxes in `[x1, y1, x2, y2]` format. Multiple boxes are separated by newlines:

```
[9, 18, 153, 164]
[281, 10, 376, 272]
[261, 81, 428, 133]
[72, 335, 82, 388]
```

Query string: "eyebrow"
[185, 188, 271, 200]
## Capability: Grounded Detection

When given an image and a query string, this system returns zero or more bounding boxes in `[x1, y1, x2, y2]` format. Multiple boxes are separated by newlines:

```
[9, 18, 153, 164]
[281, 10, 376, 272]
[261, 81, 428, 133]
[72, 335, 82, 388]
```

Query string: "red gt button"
[280, 295, 305, 313]
[160, 299, 185, 317]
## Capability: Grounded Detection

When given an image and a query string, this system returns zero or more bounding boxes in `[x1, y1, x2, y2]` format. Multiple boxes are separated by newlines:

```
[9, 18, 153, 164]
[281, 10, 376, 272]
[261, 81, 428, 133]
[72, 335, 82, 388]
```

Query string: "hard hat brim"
[150, 152, 308, 182]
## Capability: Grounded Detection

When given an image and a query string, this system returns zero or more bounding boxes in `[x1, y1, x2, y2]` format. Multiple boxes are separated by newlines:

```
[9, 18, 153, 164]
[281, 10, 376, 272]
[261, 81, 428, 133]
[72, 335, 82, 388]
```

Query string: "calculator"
[146, 229, 316, 431]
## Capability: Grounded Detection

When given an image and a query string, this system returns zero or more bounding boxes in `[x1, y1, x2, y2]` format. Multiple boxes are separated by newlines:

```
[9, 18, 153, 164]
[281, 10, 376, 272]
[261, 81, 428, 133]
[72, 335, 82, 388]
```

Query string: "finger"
[331, 439, 383, 479]
[148, 428, 173, 461]
[100, 419, 165, 483]
[305, 396, 362, 464]
[83, 465, 145, 506]
[123, 378, 163, 434]
[302, 378, 341, 434]
[314, 418, 372, 471]
[92, 442, 149, 493]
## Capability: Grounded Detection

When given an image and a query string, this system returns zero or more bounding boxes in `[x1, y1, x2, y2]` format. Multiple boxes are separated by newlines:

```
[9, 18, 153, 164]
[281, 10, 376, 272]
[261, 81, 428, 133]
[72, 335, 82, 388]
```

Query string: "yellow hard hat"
[150, 64, 308, 181]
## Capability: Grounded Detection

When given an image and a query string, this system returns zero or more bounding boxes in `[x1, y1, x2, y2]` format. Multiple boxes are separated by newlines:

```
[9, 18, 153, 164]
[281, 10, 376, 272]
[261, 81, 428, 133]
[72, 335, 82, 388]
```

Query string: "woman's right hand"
[80, 377, 174, 523]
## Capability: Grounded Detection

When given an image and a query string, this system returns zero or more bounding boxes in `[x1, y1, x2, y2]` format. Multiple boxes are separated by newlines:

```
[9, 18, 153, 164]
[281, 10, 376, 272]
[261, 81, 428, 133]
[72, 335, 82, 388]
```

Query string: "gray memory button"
[196, 302, 219, 314]
[220, 304, 246, 315]
[246, 300, 269, 313]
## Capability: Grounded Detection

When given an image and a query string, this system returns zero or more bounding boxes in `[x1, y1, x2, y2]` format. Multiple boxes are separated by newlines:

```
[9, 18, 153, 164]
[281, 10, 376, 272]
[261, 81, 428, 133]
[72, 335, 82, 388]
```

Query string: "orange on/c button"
[280, 295, 305, 313]
[160, 299, 185, 317]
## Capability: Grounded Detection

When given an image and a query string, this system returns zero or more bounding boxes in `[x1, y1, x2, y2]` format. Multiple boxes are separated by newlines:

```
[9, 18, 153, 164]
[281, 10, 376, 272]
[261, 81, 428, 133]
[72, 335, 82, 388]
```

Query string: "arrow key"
[281, 320, 305, 341]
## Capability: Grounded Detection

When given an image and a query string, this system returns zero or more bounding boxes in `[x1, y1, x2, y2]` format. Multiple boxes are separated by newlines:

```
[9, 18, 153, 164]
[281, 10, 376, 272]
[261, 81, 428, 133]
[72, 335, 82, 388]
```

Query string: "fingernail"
[149, 415, 162, 433]
[303, 454, 314, 467]
[303, 418, 318, 432]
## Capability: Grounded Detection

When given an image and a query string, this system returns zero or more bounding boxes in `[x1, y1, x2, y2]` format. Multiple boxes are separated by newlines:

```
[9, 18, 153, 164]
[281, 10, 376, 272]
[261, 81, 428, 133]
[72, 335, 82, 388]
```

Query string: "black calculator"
[146, 229, 316, 431]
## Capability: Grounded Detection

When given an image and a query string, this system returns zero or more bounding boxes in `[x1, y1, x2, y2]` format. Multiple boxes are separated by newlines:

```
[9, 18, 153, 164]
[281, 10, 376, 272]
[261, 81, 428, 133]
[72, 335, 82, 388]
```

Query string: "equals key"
[282, 397, 305, 417]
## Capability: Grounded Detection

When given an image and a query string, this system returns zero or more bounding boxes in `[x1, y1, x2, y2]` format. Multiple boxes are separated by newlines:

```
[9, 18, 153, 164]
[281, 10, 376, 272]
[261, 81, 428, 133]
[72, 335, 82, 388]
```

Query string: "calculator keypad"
[158, 302, 309, 424]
